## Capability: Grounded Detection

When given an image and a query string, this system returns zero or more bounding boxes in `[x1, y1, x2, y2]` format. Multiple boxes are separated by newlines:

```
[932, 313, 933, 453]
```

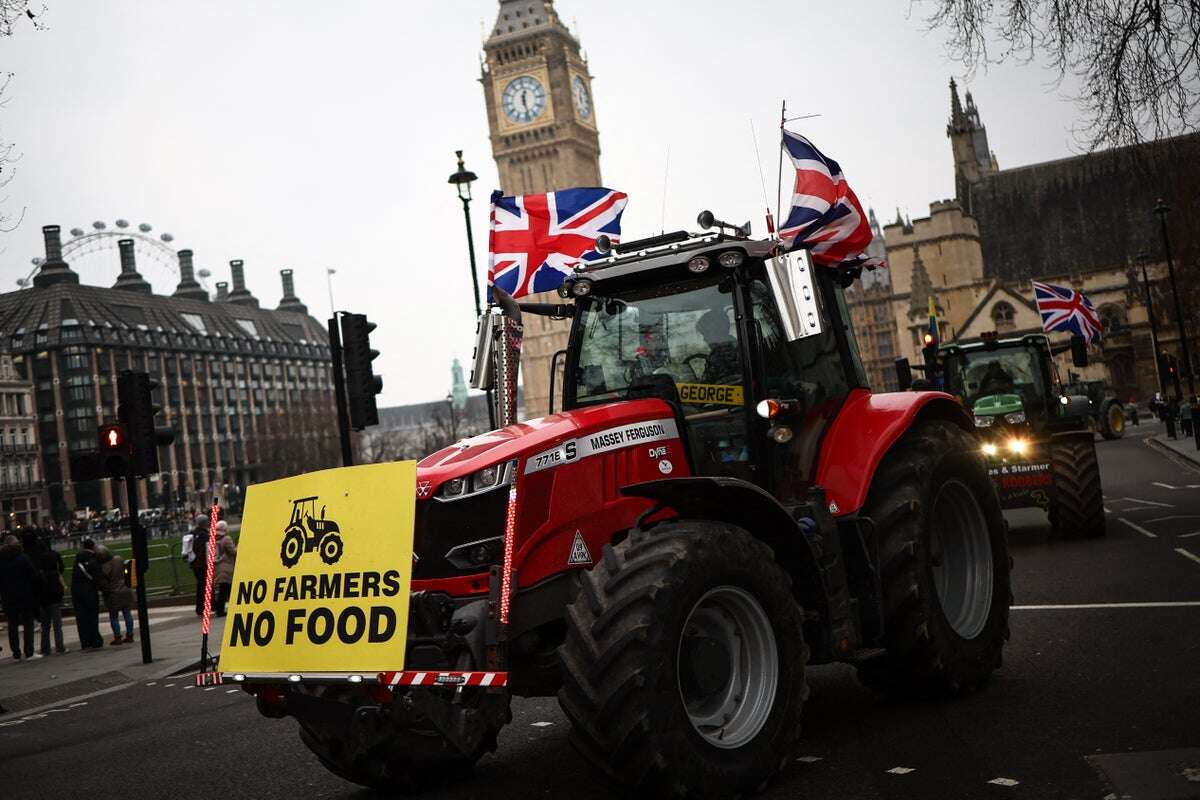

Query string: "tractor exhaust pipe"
[490, 286, 523, 428]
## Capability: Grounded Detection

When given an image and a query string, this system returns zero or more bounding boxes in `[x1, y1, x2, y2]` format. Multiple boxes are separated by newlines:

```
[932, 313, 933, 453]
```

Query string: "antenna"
[660, 144, 671, 234]
[775, 100, 785, 238]
[749, 118, 774, 236]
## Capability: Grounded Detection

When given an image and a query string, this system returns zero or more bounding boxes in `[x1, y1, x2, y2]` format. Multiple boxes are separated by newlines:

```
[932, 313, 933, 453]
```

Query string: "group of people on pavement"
[181, 514, 237, 617]
[0, 531, 68, 659]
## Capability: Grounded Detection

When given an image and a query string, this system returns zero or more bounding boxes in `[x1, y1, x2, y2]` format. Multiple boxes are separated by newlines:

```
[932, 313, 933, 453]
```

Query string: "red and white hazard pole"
[199, 501, 219, 671]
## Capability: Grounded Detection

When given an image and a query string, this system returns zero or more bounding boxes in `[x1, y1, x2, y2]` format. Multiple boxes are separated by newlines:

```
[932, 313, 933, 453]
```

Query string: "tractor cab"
[558, 227, 868, 501]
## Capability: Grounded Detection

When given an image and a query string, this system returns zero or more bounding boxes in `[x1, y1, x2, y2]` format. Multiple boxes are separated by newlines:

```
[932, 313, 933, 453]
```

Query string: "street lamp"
[1153, 199, 1195, 397]
[448, 150, 483, 319]
[326, 268, 337, 317]
[1137, 252, 1166, 397]
[445, 392, 459, 441]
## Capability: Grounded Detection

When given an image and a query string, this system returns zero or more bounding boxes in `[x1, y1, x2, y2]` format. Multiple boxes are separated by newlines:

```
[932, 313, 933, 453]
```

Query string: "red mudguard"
[815, 388, 967, 516]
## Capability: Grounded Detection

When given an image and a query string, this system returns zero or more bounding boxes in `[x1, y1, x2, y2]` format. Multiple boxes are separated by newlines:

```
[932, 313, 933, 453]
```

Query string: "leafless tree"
[921, 0, 1200, 148]
[0, 3, 46, 234]
[0, 1, 46, 37]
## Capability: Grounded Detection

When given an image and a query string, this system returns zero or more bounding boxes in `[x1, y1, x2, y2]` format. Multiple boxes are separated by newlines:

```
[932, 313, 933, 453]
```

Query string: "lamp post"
[448, 150, 483, 319]
[445, 393, 459, 441]
[1153, 199, 1195, 397]
[1137, 252, 1167, 398]
[326, 268, 337, 317]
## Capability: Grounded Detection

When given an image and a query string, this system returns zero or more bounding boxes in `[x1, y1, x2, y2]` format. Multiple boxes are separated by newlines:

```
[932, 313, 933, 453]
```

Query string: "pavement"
[1, 422, 1198, 799]
[0, 604, 225, 716]
[1150, 423, 1200, 466]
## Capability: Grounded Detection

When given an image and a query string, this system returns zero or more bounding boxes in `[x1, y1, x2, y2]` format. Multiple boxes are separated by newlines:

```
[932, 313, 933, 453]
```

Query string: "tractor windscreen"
[944, 346, 1049, 419]
[573, 275, 745, 411]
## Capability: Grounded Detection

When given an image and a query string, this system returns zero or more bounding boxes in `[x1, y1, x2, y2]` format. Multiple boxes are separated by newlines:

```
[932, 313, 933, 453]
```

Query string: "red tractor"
[254, 222, 1011, 797]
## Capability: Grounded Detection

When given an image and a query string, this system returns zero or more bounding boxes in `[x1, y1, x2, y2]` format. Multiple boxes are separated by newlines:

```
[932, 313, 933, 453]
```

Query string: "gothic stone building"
[857, 81, 1200, 402]
[3, 226, 338, 521]
[480, 0, 603, 419]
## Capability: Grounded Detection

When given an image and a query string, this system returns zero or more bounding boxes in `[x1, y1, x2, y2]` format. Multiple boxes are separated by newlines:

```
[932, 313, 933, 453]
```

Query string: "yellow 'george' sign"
[220, 461, 416, 674]
[676, 382, 745, 407]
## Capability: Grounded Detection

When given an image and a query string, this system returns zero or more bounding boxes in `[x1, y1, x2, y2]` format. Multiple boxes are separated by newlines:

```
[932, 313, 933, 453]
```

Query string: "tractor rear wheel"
[1049, 433, 1106, 538]
[858, 420, 1011, 696]
[1099, 399, 1125, 440]
[280, 526, 305, 568]
[558, 521, 808, 799]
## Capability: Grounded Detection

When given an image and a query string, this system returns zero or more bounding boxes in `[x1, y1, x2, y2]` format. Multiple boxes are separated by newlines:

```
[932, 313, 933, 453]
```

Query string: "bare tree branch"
[921, 0, 1200, 148]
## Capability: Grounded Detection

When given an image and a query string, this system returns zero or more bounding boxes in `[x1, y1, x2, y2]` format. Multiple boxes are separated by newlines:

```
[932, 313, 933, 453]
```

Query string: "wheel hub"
[676, 586, 778, 750]
[929, 479, 995, 640]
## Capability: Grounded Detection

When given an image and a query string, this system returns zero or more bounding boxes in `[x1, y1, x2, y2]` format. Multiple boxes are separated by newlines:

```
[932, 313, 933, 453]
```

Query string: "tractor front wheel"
[1050, 433, 1106, 538]
[319, 533, 344, 565]
[558, 520, 808, 799]
[858, 420, 1011, 696]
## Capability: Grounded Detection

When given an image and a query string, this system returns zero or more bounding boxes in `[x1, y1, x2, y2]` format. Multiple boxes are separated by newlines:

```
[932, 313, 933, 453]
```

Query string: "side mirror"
[1070, 335, 1088, 368]
[894, 357, 913, 391]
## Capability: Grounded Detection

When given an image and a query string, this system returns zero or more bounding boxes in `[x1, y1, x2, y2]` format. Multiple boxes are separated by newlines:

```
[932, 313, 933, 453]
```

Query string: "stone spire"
[949, 77, 964, 128]
[113, 239, 153, 294]
[32, 225, 80, 287]
[451, 358, 468, 410]
[226, 260, 259, 307]
[908, 245, 935, 315]
[173, 249, 209, 301]
[277, 269, 308, 314]
[947, 79, 997, 212]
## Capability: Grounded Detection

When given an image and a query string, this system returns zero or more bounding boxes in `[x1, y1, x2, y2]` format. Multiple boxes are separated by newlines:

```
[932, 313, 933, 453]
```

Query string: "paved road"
[2, 424, 1198, 799]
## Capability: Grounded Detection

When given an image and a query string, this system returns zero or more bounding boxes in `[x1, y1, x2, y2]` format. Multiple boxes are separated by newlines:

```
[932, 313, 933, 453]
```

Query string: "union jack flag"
[487, 187, 628, 300]
[1032, 280, 1103, 343]
[779, 130, 884, 270]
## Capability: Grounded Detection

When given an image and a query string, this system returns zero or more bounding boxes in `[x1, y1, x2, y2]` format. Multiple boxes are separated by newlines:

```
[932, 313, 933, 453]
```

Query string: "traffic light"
[99, 423, 130, 477]
[921, 331, 938, 368]
[341, 313, 383, 430]
[117, 370, 175, 476]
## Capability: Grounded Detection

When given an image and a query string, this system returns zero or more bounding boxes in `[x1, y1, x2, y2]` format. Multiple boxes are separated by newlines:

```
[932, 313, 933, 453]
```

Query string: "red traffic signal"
[922, 332, 935, 347]
[99, 423, 128, 451]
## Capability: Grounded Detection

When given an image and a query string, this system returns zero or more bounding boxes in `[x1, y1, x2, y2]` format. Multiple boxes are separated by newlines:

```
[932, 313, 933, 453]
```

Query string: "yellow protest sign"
[220, 461, 416, 674]
[676, 382, 745, 407]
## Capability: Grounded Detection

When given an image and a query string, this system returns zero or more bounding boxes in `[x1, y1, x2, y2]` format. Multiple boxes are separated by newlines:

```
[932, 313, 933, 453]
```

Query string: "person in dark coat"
[22, 532, 67, 655]
[96, 545, 135, 645]
[71, 538, 105, 650]
[189, 514, 211, 616]
[0, 533, 43, 660]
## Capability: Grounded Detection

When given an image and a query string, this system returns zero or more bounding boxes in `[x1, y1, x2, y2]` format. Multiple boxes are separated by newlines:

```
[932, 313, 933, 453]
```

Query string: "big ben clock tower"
[481, 0, 603, 419]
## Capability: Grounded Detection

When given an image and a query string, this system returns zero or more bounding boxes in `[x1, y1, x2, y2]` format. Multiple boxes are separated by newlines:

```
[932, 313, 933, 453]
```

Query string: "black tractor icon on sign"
[280, 496, 344, 568]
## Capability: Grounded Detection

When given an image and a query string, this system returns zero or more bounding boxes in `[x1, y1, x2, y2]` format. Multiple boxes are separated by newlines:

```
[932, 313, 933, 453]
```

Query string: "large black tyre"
[857, 420, 1011, 696]
[1049, 434, 1106, 538]
[296, 703, 504, 794]
[1099, 399, 1125, 440]
[558, 521, 808, 799]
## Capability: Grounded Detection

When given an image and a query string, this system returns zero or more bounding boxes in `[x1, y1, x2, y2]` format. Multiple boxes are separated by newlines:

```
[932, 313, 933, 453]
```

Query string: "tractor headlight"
[438, 460, 516, 501]
[1007, 438, 1027, 455]
[974, 415, 994, 428]
[1004, 411, 1026, 424]
[444, 536, 505, 570]
[981, 443, 998, 457]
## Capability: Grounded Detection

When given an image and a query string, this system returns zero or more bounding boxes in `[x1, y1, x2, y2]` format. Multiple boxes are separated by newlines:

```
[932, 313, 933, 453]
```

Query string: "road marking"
[1122, 496, 1173, 507]
[1153, 482, 1179, 490]
[44, 708, 70, 713]
[145, 682, 157, 687]
[183, 685, 195, 690]
[164, 683, 176, 688]
[531, 721, 553, 727]
[1178, 532, 1200, 538]
[225, 689, 240, 694]
[1120, 506, 1164, 512]
[796, 756, 823, 763]
[1145, 515, 1200, 523]
[887, 767, 916, 774]
[988, 777, 1020, 787]
[1175, 548, 1200, 567]
[68, 702, 88, 708]
[1119, 518, 1158, 538]
[1012, 601, 1200, 610]
[1103, 506, 1111, 513]
[203, 687, 217, 692]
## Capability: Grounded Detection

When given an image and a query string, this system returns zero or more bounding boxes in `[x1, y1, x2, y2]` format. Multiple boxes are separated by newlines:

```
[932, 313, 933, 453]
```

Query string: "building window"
[875, 331, 895, 358]
[1099, 303, 1126, 334]
[991, 301, 1016, 331]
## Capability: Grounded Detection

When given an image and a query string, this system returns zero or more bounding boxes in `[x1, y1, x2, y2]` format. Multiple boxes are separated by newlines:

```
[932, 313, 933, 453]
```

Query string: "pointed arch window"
[991, 301, 1015, 331]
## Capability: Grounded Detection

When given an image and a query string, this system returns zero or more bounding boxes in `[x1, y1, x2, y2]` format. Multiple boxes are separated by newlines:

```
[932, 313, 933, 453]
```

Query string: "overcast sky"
[1, 1, 1085, 405]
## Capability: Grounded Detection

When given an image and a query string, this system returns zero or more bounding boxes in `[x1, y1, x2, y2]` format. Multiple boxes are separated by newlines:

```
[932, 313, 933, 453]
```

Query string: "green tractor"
[902, 333, 1105, 539]
[1061, 377, 1127, 440]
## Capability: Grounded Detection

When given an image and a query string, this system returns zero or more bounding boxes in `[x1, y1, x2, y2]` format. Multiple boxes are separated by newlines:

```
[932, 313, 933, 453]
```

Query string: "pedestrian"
[0, 533, 44, 661]
[95, 546, 135, 645]
[71, 538, 105, 650]
[212, 520, 237, 616]
[29, 532, 67, 655]
[189, 514, 211, 616]
[1181, 399, 1193, 437]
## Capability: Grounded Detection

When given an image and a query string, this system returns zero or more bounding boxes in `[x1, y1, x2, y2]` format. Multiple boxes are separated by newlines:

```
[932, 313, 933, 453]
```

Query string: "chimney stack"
[215, 281, 229, 301]
[32, 225, 80, 287]
[277, 268, 308, 314]
[173, 249, 209, 301]
[113, 239, 152, 294]
[226, 259, 259, 307]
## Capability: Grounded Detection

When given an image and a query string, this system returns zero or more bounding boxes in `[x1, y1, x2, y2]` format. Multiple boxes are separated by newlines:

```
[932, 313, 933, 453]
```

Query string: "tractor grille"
[412, 487, 508, 580]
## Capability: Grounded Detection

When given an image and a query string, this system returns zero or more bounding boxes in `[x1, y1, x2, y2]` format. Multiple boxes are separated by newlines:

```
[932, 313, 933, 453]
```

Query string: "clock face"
[572, 76, 591, 120]
[501, 76, 546, 124]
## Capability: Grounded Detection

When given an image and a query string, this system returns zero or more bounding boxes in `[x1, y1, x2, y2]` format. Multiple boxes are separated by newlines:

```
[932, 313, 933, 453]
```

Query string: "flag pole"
[775, 100, 785, 238]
